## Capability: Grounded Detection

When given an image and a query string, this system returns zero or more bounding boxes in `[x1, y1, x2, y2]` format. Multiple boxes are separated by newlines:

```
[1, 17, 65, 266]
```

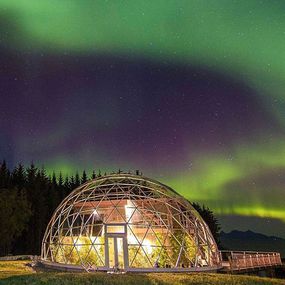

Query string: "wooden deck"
[220, 250, 282, 272]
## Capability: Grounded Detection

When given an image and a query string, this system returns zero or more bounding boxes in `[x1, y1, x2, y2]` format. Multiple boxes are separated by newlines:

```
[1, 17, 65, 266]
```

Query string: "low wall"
[0, 255, 38, 261]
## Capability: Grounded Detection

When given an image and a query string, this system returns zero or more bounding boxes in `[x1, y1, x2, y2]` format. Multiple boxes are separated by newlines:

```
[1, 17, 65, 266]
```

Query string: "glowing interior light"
[127, 234, 139, 245]
[91, 237, 102, 252]
[90, 236, 97, 243]
[117, 237, 123, 252]
[142, 239, 153, 254]
[92, 209, 99, 217]
[125, 200, 136, 222]
[74, 236, 83, 251]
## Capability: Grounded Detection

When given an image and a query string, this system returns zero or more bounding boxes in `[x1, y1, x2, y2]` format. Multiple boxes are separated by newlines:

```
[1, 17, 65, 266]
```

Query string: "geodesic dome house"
[41, 174, 221, 272]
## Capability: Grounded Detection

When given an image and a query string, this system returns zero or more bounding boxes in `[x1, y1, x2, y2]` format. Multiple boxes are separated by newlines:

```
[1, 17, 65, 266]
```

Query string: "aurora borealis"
[0, 1, 285, 238]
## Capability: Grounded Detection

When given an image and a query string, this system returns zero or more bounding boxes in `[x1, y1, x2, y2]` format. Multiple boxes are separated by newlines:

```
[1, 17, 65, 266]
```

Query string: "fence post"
[249, 254, 253, 268]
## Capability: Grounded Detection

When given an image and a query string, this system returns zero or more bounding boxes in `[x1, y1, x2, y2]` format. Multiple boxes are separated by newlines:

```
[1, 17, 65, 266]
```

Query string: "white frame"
[41, 174, 222, 272]
[104, 223, 129, 270]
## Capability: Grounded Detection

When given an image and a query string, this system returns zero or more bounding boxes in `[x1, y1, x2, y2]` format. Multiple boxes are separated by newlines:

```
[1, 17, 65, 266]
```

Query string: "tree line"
[0, 161, 220, 257]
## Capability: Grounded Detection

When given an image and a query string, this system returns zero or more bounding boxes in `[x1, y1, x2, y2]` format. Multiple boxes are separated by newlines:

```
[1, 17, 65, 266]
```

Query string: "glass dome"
[41, 174, 221, 272]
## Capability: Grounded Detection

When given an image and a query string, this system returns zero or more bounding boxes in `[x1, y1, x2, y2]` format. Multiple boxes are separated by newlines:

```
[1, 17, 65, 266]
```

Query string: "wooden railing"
[220, 251, 282, 270]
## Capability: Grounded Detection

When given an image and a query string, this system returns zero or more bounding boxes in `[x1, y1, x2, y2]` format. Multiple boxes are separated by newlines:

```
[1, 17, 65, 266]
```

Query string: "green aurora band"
[1, 1, 285, 229]
[167, 140, 285, 222]
[2, 0, 285, 117]
[43, 140, 285, 223]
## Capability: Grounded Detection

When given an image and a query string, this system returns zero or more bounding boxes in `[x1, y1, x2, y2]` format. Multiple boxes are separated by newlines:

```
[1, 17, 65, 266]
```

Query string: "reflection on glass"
[106, 225, 125, 233]
[108, 237, 115, 268]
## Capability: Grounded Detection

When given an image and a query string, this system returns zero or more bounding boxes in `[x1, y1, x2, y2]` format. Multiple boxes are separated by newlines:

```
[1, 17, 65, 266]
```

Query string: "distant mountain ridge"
[220, 230, 285, 257]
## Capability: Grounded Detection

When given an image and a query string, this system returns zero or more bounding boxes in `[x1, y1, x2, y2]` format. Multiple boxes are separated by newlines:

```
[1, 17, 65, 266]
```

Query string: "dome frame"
[41, 174, 222, 272]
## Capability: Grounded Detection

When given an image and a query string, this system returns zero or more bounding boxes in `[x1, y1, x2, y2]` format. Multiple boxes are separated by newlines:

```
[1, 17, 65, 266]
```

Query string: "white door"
[105, 224, 128, 270]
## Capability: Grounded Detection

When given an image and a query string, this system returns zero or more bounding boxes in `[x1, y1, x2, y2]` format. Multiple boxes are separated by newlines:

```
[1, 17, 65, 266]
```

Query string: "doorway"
[105, 224, 128, 270]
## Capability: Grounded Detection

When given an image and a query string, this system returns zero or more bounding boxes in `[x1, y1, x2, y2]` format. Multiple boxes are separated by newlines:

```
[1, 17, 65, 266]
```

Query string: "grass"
[0, 261, 284, 285]
[0, 260, 34, 279]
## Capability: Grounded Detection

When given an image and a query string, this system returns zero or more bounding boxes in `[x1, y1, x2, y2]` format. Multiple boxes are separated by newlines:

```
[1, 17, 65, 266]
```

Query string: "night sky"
[0, 1, 285, 238]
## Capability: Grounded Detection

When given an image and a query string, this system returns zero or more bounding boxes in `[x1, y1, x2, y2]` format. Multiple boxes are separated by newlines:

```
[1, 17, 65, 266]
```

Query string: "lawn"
[0, 261, 284, 285]
[0, 260, 34, 280]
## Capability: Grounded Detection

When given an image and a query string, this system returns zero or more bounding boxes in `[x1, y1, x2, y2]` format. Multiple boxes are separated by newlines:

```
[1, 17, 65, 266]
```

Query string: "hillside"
[220, 230, 285, 257]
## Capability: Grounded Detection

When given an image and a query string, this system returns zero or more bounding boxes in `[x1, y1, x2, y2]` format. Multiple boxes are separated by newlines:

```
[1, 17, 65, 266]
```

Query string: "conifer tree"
[64, 176, 70, 195]
[70, 175, 75, 189]
[58, 172, 65, 200]
[11, 163, 25, 189]
[192, 202, 221, 245]
[58, 172, 63, 187]
[81, 170, 88, 184]
[0, 188, 31, 255]
[75, 172, 80, 187]
[0, 160, 10, 188]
